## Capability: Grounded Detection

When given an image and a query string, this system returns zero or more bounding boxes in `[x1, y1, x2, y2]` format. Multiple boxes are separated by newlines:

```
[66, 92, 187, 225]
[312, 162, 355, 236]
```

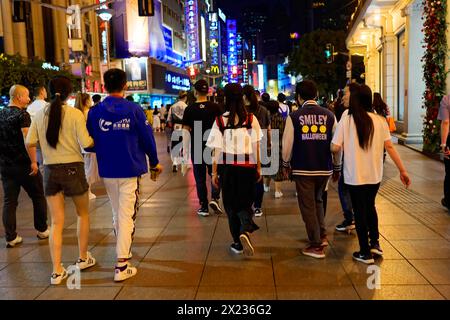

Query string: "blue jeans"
[193, 163, 220, 207]
[338, 174, 354, 222]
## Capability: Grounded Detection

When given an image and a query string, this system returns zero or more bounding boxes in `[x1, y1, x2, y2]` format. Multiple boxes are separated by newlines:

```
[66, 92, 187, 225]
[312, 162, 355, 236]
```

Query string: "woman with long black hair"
[26, 77, 96, 284]
[207, 83, 263, 256]
[331, 83, 411, 264]
[243, 85, 270, 216]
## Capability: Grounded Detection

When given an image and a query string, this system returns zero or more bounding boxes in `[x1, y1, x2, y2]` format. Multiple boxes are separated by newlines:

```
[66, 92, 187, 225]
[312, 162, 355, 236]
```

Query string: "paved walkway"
[0, 133, 449, 300]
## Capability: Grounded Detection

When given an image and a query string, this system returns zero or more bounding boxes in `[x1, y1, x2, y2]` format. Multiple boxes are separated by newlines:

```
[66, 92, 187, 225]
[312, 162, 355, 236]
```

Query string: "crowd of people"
[0, 67, 425, 286]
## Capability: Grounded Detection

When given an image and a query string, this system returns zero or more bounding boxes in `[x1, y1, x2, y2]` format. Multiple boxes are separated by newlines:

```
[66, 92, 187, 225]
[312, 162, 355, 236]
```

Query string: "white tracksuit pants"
[103, 177, 140, 260]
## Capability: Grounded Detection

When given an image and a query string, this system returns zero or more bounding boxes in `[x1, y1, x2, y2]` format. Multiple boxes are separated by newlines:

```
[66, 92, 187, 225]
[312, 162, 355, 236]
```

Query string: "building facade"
[347, 0, 450, 144]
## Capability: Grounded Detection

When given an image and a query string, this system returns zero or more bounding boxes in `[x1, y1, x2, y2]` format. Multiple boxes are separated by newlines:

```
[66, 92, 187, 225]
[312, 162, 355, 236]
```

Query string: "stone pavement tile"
[0, 262, 53, 287]
[136, 206, 178, 217]
[158, 225, 216, 243]
[390, 240, 450, 259]
[266, 215, 305, 230]
[377, 212, 421, 225]
[342, 260, 428, 285]
[116, 286, 197, 300]
[122, 260, 204, 287]
[355, 285, 445, 300]
[0, 263, 6, 271]
[134, 216, 173, 228]
[18, 244, 92, 263]
[36, 286, 122, 300]
[200, 260, 275, 287]
[99, 228, 164, 244]
[73, 265, 124, 287]
[276, 285, 360, 300]
[90, 243, 151, 263]
[428, 225, 450, 240]
[196, 286, 276, 300]
[0, 287, 47, 300]
[267, 226, 308, 242]
[273, 257, 350, 286]
[434, 285, 450, 299]
[143, 241, 211, 262]
[0, 243, 38, 263]
[330, 236, 403, 260]
[409, 260, 450, 284]
[166, 215, 219, 229]
[380, 225, 444, 241]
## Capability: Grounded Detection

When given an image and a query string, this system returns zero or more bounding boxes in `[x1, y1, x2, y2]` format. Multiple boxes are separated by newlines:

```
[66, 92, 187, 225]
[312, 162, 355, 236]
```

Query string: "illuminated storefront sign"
[252, 45, 256, 61]
[186, 0, 200, 62]
[42, 62, 60, 71]
[165, 70, 190, 94]
[218, 8, 226, 23]
[124, 57, 148, 91]
[243, 59, 248, 84]
[237, 33, 243, 83]
[227, 19, 238, 83]
[209, 13, 220, 74]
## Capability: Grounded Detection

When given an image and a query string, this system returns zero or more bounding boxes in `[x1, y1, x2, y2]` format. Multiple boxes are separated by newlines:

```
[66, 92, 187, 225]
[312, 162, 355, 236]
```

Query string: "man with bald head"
[0, 85, 49, 248]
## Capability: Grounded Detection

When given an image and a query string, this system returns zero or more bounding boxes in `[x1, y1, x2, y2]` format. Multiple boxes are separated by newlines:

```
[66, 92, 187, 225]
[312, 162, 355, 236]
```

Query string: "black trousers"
[222, 165, 259, 244]
[192, 163, 221, 207]
[347, 183, 380, 254]
[1, 166, 48, 241]
[444, 135, 450, 205]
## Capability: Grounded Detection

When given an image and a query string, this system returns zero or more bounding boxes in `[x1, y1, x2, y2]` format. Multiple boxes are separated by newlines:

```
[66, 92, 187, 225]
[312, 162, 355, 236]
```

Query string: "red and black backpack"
[215, 113, 253, 134]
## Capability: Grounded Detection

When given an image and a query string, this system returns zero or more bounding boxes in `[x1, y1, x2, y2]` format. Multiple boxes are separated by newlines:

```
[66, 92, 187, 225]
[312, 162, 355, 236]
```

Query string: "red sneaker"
[302, 245, 325, 259]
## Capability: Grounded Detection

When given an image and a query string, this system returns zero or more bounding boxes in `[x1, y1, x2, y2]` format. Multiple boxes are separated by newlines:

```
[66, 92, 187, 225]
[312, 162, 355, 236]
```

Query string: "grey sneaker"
[37, 228, 50, 240]
[6, 235, 23, 248]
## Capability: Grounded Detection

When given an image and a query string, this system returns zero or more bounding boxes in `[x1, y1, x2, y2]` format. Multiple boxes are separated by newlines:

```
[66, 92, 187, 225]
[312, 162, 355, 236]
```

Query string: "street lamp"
[96, 8, 114, 70]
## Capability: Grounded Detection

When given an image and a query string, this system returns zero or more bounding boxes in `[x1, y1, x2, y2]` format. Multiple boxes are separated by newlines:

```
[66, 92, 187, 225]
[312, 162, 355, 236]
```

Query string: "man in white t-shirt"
[26, 86, 48, 169]
[27, 87, 48, 121]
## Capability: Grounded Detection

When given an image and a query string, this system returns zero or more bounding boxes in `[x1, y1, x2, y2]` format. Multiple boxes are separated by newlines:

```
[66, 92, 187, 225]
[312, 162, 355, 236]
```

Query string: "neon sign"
[186, 0, 200, 62]
[209, 12, 220, 73]
[227, 19, 238, 83]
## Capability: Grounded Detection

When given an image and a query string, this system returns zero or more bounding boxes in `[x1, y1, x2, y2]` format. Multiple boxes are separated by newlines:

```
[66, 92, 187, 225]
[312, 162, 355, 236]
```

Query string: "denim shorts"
[43, 162, 89, 197]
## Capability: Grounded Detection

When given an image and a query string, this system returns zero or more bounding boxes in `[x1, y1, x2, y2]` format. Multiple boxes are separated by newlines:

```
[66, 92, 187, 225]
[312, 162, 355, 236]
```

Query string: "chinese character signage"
[237, 33, 243, 83]
[209, 13, 220, 74]
[165, 70, 191, 94]
[124, 57, 148, 91]
[186, 0, 200, 62]
[227, 19, 238, 83]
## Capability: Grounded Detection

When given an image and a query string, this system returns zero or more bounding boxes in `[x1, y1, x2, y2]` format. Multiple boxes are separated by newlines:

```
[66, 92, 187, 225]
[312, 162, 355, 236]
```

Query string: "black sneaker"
[239, 232, 254, 256]
[352, 251, 375, 264]
[172, 165, 178, 173]
[230, 242, 243, 254]
[370, 243, 383, 256]
[335, 220, 355, 232]
[209, 199, 224, 214]
[167, 146, 170, 153]
[254, 208, 263, 217]
[197, 207, 209, 217]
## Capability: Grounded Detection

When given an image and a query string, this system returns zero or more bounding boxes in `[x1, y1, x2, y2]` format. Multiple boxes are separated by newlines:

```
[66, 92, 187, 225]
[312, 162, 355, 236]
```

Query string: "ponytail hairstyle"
[348, 83, 374, 150]
[242, 85, 259, 113]
[372, 92, 389, 117]
[224, 83, 247, 129]
[46, 76, 73, 149]
[74, 92, 91, 113]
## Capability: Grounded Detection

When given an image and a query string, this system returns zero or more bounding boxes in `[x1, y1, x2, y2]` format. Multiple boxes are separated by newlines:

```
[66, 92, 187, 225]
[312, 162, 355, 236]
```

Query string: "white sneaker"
[275, 191, 283, 199]
[37, 228, 50, 240]
[6, 235, 23, 248]
[114, 261, 137, 282]
[76, 251, 96, 270]
[50, 265, 68, 285]
[263, 185, 270, 192]
[88, 190, 96, 200]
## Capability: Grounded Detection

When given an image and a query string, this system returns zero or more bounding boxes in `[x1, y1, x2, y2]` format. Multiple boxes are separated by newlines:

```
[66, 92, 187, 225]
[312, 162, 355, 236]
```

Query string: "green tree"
[0, 53, 80, 98]
[286, 29, 348, 97]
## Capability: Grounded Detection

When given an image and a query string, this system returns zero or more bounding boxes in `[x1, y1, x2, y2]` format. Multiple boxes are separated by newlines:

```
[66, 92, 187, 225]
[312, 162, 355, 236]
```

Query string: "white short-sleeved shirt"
[26, 104, 93, 165]
[27, 99, 48, 122]
[332, 112, 391, 185]
[206, 112, 263, 157]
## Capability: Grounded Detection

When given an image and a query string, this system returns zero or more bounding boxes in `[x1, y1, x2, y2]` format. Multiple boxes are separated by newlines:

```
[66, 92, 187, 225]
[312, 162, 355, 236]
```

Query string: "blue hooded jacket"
[86, 96, 159, 178]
